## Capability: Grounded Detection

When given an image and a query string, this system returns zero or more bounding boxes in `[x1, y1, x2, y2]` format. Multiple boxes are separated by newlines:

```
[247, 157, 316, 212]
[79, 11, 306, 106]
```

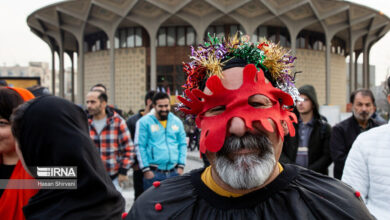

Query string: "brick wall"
[330, 53, 347, 111]
[84, 50, 110, 98]
[295, 49, 346, 111]
[84, 48, 146, 114]
[84, 47, 347, 114]
[146, 46, 191, 65]
[115, 47, 146, 114]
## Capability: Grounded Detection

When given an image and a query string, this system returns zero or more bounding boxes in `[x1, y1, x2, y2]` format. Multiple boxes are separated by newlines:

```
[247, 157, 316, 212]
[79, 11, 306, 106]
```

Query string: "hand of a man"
[144, 170, 154, 179]
[118, 174, 128, 184]
[177, 167, 184, 175]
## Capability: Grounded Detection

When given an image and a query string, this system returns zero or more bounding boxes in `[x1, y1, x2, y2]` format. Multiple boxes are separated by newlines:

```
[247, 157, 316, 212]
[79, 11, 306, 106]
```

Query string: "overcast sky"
[0, 0, 389, 85]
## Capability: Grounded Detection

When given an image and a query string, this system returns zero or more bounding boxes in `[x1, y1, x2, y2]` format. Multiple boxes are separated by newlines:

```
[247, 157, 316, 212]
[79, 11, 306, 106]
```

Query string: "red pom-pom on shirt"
[121, 212, 128, 219]
[153, 181, 161, 187]
[355, 191, 361, 198]
[155, 203, 162, 211]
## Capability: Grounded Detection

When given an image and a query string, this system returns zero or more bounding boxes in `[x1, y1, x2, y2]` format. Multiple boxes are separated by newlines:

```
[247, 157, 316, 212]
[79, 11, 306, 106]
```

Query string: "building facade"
[27, 0, 390, 113]
[0, 62, 51, 89]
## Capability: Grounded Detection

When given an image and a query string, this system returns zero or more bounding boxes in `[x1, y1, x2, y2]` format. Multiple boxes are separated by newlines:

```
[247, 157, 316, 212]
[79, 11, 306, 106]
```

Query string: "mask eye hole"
[248, 94, 273, 109]
[204, 105, 226, 117]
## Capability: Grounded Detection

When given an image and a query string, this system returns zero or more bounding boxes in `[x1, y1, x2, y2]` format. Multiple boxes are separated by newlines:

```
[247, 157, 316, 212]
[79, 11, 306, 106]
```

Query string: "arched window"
[313, 41, 323, 50]
[177, 27, 185, 46]
[157, 26, 196, 47]
[252, 26, 267, 43]
[127, 28, 134, 47]
[279, 27, 290, 47]
[84, 31, 109, 52]
[297, 36, 305, 49]
[229, 24, 245, 36]
[158, 28, 166, 46]
[206, 25, 225, 39]
[205, 24, 245, 40]
[186, 27, 195, 45]
[167, 27, 175, 46]
[331, 37, 346, 55]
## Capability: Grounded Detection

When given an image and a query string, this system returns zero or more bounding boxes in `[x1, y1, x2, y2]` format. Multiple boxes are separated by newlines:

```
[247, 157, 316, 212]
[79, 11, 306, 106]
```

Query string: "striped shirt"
[88, 109, 134, 177]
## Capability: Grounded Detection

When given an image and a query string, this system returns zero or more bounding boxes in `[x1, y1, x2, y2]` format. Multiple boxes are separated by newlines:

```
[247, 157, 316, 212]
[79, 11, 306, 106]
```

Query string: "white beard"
[214, 148, 276, 190]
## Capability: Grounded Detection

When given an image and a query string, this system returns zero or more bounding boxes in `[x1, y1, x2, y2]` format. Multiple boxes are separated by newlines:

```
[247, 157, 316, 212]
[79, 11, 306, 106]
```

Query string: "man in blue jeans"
[135, 92, 187, 190]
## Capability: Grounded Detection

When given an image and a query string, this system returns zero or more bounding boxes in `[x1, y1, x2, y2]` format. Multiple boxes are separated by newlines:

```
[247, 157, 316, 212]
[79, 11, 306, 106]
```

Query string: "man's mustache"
[217, 133, 272, 158]
[359, 111, 369, 116]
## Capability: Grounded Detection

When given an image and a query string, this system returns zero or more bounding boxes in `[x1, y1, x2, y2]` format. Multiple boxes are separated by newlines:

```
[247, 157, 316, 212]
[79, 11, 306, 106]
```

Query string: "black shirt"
[330, 116, 383, 179]
[128, 164, 374, 219]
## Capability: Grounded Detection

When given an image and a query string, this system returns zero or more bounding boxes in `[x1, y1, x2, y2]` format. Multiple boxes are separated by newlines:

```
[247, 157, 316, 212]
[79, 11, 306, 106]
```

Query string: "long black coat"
[280, 118, 332, 175]
[330, 116, 382, 179]
[15, 96, 125, 220]
[127, 165, 373, 219]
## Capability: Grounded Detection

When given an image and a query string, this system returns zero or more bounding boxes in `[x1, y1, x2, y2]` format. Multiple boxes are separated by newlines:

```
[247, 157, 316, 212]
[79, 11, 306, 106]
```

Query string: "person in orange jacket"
[0, 87, 37, 220]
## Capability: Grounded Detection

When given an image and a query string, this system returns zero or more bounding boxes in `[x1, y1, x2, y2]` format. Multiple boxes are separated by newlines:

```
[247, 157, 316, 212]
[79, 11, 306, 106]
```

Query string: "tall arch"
[293, 22, 330, 107]
[154, 16, 197, 94]
[204, 15, 246, 41]
[113, 18, 150, 113]
[252, 23, 291, 47]
[82, 23, 111, 99]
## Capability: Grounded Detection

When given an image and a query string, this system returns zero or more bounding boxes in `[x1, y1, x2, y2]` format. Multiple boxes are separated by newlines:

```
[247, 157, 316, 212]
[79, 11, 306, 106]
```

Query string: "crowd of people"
[0, 32, 389, 219]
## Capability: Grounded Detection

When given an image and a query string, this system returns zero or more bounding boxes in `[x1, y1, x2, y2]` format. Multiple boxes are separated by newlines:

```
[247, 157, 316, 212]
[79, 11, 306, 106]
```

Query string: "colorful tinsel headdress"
[182, 33, 300, 105]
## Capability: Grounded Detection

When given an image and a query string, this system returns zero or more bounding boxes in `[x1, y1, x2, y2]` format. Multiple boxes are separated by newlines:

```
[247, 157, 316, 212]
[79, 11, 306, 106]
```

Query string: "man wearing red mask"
[127, 35, 373, 219]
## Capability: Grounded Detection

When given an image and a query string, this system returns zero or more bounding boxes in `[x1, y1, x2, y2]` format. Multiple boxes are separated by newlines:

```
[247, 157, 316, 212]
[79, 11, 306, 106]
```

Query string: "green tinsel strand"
[206, 33, 224, 46]
[229, 44, 266, 69]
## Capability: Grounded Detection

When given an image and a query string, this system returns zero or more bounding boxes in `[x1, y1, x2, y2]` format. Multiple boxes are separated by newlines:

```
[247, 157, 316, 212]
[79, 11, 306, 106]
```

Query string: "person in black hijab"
[11, 96, 125, 220]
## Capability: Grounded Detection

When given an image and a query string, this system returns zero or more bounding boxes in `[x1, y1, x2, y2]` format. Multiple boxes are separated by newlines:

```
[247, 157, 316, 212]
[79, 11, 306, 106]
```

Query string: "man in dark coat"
[127, 35, 373, 220]
[280, 85, 332, 175]
[330, 89, 383, 179]
[126, 90, 155, 200]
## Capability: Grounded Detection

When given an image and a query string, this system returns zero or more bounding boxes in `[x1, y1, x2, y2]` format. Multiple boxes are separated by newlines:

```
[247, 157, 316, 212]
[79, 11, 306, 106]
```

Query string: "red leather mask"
[179, 64, 297, 153]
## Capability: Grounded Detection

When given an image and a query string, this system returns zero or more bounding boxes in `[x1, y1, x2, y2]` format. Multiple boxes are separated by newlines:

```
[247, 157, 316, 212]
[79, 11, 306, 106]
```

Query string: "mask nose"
[228, 117, 247, 137]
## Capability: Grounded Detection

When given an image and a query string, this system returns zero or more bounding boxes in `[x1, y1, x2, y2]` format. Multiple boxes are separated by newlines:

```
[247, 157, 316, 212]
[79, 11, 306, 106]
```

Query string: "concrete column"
[354, 52, 360, 89]
[349, 30, 355, 94]
[363, 46, 369, 88]
[150, 31, 157, 90]
[349, 52, 354, 94]
[367, 44, 373, 89]
[109, 33, 116, 105]
[325, 36, 331, 105]
[69, 52, 75, 102]
[290, 35, 296, 53]
[196, 29, 205, 45]
[367, 47, 371, 88]
[288, 24, 297, 53]
[51, 49, 56, 95]
[59, 46, 65, 98]
[77, 40, 85, 105]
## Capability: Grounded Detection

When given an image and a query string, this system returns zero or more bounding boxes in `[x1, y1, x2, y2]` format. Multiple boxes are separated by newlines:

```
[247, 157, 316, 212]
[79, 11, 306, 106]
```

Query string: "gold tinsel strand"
[226, 33, 240, 50]
[200, 54, 224, 79]
[261, 41, 294, 79]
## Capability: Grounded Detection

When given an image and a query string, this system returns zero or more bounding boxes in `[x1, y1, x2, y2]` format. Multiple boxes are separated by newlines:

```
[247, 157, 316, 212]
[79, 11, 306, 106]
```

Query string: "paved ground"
[122, 149, 203, 212]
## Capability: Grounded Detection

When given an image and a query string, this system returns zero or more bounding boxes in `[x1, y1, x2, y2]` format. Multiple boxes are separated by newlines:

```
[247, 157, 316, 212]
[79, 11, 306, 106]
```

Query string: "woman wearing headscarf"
[0, 87, 37, 220]
[11, 95, 125, 220]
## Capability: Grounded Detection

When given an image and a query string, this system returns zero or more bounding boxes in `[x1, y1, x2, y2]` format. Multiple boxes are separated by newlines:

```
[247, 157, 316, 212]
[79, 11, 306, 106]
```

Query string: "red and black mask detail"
[179, 64, 297, 154]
